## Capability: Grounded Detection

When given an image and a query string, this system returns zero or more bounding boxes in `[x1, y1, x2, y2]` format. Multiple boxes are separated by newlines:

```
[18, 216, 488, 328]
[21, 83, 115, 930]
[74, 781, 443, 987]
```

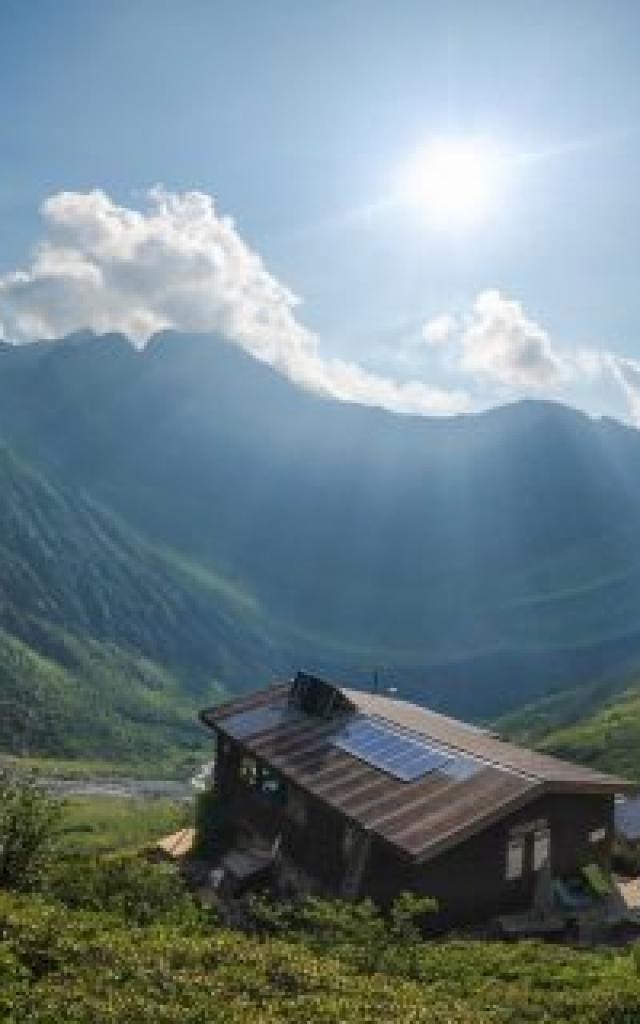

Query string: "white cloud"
[422, 312, 458, 346]
[570, 346, 610, 378]
[609, 355, 640, 426]
[420, 290, 570, 394]
[420, 293, 640, 426]
[0, 187, 468, 416]
[460, 289, 568, 391]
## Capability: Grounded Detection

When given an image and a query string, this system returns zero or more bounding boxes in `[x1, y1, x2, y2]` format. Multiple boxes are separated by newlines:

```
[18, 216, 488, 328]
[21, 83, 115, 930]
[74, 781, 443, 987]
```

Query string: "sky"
[1, 0, 640, 423]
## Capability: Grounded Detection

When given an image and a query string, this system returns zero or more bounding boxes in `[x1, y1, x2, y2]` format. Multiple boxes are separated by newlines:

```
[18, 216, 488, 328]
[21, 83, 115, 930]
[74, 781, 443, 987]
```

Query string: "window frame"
[532, 827, 551, 872]
[506, 835, 525, 881]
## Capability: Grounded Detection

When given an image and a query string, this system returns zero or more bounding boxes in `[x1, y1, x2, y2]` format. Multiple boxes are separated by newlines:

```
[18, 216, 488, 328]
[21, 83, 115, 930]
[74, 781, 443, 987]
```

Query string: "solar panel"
[220, 702, 299, 740]
[332, 716, 459, 782]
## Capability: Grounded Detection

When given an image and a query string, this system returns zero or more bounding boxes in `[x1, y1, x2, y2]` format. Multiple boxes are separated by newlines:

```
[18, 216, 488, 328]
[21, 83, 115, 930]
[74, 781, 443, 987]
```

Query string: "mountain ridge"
[2, 329, 640, 763]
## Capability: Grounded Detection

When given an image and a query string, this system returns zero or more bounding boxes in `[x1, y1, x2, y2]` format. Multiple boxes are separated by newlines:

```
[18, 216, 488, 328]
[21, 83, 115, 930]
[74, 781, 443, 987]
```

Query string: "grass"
[58, 794, 191, 854]
[1, 754, 180, 780]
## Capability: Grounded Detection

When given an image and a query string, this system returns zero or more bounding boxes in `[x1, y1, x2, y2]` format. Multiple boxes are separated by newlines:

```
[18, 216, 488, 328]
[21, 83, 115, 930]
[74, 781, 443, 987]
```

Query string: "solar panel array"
[332, 715, 478, 783]
[221, 702, 299, 740]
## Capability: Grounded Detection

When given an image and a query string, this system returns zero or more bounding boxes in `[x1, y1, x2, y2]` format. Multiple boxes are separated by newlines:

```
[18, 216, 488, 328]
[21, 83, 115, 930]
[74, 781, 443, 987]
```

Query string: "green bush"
[48, 854, 203, 927]
[0, 767, 61, 891]
[246, 891, 437, 975]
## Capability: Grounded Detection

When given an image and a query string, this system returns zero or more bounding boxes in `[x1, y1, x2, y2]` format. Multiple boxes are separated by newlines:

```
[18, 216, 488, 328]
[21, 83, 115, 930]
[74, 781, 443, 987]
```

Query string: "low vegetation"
[59, 794, 189, 854]
[2, 879, 640, 1022]
[1, 770, 640, 1022]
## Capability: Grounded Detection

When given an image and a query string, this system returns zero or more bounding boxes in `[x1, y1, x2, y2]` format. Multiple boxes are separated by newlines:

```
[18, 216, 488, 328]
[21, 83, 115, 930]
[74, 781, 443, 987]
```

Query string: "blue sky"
[1, 0, 640, 422]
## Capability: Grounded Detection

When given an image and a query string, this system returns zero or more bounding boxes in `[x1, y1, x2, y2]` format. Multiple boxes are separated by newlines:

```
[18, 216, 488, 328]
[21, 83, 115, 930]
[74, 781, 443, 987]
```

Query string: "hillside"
[0, 444, 286, 767]
[498, 668, 640, 780]
[2, 332, 640, 713]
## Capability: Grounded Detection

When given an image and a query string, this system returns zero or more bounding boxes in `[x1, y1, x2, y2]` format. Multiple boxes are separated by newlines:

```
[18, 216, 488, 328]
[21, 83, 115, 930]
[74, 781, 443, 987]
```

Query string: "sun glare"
[399, 139, 504, 227]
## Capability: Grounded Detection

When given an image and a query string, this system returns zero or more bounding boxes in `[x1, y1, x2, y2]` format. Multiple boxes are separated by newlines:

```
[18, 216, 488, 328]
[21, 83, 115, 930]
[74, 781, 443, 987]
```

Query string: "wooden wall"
[215, 736, 349, 891]
[361, 791, 614, 928]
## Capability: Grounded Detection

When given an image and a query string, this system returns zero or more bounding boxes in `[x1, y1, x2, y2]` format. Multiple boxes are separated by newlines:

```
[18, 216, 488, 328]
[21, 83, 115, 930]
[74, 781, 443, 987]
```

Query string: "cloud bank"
[0, 187, 636, 424]
[0, 188, 468, 416]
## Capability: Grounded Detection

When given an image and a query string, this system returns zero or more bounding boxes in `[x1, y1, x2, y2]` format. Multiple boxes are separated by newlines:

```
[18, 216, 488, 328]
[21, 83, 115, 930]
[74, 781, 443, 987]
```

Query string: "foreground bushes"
[2, 775, 640, 1023]
[0, 887, 639, 1024]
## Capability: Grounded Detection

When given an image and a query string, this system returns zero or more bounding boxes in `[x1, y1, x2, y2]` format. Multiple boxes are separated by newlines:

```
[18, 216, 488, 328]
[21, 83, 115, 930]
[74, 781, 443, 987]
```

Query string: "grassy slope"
[497, 666, 640, 780]
[0, 624, 219, 771]
[0, 444, 286, 770]
[0, 890, 638, 1024]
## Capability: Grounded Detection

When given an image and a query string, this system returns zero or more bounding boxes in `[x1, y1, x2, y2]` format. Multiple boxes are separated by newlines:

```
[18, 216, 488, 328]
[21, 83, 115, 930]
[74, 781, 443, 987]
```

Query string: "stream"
[43, 777, 195, 800]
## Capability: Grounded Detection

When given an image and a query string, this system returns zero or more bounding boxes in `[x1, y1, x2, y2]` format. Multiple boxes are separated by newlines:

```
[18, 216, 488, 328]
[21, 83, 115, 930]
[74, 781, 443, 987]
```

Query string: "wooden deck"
[153, 827, 195, 859]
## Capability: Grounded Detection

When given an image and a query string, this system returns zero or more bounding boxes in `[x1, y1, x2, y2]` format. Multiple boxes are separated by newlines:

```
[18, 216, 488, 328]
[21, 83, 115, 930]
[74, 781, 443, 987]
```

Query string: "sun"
[399, 139, 504, 227]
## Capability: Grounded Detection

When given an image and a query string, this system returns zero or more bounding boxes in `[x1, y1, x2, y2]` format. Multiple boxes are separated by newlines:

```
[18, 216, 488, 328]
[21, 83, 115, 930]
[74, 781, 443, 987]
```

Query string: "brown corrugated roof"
[200, 678, 637, 864]
[342, 689, 636, 794]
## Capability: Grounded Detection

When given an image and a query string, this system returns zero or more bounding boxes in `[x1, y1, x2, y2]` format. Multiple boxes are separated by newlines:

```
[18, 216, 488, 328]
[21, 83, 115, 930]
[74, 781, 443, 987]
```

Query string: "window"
[260, 767, 286, 805]
[533, 828, 551, 871]
[506, 836, 524, 880]
[240, 756, 286, 803]
[240, 756, 259, 787]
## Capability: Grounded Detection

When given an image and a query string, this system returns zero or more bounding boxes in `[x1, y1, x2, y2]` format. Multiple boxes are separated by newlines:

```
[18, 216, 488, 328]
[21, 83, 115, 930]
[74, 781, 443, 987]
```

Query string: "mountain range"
[2, 329, 640, 771]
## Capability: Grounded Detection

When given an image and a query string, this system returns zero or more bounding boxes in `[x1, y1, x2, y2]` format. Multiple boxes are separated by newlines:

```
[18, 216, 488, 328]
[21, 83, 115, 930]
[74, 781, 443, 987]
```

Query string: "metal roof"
[201, 676, 637, 864]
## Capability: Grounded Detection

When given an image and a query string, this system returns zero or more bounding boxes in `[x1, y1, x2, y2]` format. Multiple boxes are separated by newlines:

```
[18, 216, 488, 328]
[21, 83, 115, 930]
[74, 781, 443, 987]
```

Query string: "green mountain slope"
[0, 444, 287, 767]
[497, 667, 640, 780]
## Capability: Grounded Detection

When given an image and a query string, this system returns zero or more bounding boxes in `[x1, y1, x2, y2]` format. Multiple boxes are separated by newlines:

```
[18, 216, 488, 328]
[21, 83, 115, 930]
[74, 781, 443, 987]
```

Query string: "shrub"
[246, 891, 437, 975]
[0, 767, 61, 891]
[48, 854, 203, 927]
